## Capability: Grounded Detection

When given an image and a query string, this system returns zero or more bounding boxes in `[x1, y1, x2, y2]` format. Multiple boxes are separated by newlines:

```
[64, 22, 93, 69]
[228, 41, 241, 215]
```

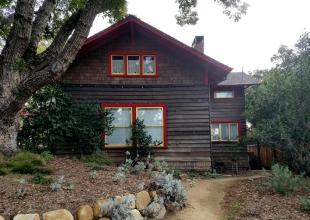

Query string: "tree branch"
[1, 0, 35, 65]
[25, 0, 57, 58]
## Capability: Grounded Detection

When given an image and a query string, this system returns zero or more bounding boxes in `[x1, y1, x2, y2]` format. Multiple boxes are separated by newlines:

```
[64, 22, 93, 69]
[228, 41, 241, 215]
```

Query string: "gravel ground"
[0, 158, 150, 219]
[222, 177, 310, 220]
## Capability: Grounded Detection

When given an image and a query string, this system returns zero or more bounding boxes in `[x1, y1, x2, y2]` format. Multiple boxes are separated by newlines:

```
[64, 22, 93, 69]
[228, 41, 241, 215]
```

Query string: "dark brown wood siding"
[61, 84, 211, 170]
[210, 86, 249, 171]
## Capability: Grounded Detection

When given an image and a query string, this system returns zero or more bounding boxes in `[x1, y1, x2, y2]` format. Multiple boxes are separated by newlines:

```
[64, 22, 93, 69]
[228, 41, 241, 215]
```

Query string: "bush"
[50, 176, 65, 192]
[31, 173, 52, 185]
[81, 150, 112, 170]
[151, 172, 187, 211]
[267, 164, 302, 195]
[300, 197, 310, 212]
[40, 151, 54, 161]
[18, 84, 114, 154]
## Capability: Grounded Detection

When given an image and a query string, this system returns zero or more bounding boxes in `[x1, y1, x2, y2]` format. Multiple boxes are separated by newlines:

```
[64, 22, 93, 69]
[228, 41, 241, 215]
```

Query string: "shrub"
[267, 164, 302, 195]
[18, 84, 114, 153]
[50, 176, 65, 192]
[152, 160, 169, 172]
[40, 151, 54, 161]
[151, 172, 187, 211]
[31, 173, 52, 185]
[133, 161, 146, 174]
[103, 197, 133, 220]
[8, 151, 51, 174]
[81, 150, 112, 170]
[300, 197, 310, 212]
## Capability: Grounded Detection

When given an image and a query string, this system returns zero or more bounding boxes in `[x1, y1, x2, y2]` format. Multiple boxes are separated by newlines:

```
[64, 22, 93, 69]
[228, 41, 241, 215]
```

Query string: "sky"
[89, 0, 310, 72]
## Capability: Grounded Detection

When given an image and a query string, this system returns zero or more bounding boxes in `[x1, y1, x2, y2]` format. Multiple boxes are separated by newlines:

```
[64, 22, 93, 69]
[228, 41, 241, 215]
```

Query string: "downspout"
[208, 83, 214, 172]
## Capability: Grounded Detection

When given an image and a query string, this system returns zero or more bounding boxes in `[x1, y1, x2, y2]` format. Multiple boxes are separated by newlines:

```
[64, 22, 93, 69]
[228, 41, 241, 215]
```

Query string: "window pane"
[211, 124, 219, 141]
[107, 128, 131, 145]
[110, 108, 131, 126]
[145, 127, 163, 143]
[143, 56, 155, 75]
[112, 56, 124, 74]
[137, 108, 163, 126]
[230, 123, 238, 140]
[221, 124, 229, 140]
[214, 91, 234, 98]
[128, 55, 140, 75]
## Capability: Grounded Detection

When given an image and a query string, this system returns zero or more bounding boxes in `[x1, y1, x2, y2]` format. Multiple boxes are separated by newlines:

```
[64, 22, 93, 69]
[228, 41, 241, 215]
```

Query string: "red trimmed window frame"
[108, 51, 159, 77]
[101, 103, 167, 148]
[210, 120, 241, 142]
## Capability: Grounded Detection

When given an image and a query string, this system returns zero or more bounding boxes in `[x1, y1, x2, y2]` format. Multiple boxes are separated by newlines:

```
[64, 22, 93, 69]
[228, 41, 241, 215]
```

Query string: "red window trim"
[210, 120, 241, 142]
[108, 51, 159, 78]
[101, 103, 167, 148]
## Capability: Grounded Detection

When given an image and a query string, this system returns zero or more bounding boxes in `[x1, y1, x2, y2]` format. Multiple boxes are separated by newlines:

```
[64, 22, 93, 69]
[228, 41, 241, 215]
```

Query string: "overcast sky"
[89, 0, 310, 72]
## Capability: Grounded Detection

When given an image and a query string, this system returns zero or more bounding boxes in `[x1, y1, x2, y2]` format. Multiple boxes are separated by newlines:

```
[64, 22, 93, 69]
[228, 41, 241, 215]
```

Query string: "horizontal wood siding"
[61, 84, 212, 170]
[210, 86, 249, 171]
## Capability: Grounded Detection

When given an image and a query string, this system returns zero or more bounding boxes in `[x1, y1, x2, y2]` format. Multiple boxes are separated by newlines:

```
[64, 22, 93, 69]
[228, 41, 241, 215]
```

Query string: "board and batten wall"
[61, 32, 212, 170]
[210, 86, 249, 171]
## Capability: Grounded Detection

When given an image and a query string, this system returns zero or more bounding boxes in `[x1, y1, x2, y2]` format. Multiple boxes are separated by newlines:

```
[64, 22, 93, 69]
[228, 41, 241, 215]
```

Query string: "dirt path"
[165, 174, 266, 220]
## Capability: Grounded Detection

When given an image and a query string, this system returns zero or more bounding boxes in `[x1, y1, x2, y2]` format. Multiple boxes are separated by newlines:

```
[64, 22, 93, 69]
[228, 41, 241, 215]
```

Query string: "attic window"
[109, 52, 157, 77]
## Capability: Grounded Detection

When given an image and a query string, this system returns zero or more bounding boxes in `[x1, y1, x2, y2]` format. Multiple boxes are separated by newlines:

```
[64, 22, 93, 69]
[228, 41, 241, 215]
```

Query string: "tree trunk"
[0, 116, 20, 156]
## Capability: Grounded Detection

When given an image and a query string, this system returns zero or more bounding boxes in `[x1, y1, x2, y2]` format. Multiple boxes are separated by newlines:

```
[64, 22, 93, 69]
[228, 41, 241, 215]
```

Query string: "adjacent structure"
[61, 15, 259, 171]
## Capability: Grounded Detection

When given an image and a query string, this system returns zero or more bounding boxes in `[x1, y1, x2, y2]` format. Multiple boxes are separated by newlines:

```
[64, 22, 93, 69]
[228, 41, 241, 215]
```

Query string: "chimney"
[192, 36, 204, 53]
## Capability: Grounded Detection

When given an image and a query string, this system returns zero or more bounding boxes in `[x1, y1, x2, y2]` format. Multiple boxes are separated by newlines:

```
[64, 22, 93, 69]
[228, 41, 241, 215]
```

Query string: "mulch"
[0, 158, 151, 219]
[222, 177, 310, 220]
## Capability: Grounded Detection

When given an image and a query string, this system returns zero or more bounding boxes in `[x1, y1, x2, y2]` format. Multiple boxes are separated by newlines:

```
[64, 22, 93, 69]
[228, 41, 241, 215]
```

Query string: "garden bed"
[222, 177, 310, 220]
[0, 157, 150, 218]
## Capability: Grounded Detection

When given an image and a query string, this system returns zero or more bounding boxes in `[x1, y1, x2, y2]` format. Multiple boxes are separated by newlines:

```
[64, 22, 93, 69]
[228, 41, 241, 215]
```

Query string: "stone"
[0, 215, 4, 220]
[93, 198, 114, 218]
[76, 205, 93, 220]
[43, 209, 73, 220]
[129, 209, 143, 220]
[115, 196, 123, 205]
[149, 191, 158, 200]
[13, 214, 40, 220]
[98, 218, 110, 220]
[135, 191, 151, 211]
[143, 201, 166, 219]
[123, 194, 135, 209]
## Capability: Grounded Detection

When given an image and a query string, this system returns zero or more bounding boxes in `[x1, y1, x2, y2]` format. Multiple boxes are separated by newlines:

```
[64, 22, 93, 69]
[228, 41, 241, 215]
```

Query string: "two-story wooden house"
[61, 15, 259, 171]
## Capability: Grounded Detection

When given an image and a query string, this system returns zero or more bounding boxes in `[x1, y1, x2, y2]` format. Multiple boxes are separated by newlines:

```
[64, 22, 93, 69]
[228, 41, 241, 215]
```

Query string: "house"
[61, 15, 259, 171]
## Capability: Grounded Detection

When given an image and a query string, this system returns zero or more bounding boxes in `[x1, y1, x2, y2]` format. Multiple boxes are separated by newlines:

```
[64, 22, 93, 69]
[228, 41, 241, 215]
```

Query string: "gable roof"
[78, 15, 232, 75]
[217, 72, 260, 86]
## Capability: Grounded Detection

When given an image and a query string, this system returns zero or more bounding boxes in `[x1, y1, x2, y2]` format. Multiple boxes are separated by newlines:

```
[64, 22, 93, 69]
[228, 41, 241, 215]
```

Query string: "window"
[111, 55, 125, 75]
[102, 104, 166, 147]
[214, 91, 234, 99]
[127, 55, 140, 75]
[109, 52, 157, 77]
[211, 122, 239, 141]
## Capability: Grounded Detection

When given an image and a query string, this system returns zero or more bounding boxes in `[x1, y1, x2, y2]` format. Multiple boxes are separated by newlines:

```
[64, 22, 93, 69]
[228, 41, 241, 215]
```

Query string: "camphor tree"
[0, 0, 248, 155]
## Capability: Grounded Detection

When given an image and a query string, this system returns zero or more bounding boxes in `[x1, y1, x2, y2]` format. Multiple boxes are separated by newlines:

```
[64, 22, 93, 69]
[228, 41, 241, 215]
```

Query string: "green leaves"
[246, 32, 310, 175]
[18, 84, 114, 154]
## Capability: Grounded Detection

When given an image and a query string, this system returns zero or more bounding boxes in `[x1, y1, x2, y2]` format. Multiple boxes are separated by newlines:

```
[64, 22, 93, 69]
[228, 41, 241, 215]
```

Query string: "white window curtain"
[143, 56, 155, 75]
[128, 56, 140, 74]
[106, 108, 132, 145]
[112, 56, 124, 74]
[137, 108, 163, 144]
[214, 91, 234, 98]
[211, 123, 239, 141]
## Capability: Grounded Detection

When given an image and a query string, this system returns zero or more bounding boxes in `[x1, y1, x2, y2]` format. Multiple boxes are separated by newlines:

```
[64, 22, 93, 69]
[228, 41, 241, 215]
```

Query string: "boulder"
[114, 196, 123, 205]
[43, 209, 73, 220]
[149, 191, 158, 200]
[179, 174, 188, 181]
[129, 209, 143, 220]
[135, 191, 151, 211]
[76, 205, 93, 220]
[13, 214, 40, 220]
[98, 218, 110, 220]
[93, 198, 114, 218]
[0, 215, 4, 220]
[123, 194, 135, 209]
[143, 201, 166, 219]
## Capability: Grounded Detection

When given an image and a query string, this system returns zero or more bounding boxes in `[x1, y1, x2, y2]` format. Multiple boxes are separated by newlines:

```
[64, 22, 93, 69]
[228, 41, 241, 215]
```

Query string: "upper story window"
[214, 90, 234, 99]
[109, 52, 157, 77]
[211, 122, 239, 141]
